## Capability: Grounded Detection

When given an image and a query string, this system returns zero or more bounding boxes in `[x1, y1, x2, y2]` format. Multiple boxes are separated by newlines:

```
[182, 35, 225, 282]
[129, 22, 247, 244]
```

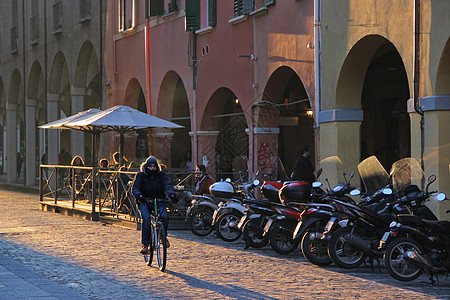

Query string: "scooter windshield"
[357, 156, 389, 195]
[390, 157, 424, 195]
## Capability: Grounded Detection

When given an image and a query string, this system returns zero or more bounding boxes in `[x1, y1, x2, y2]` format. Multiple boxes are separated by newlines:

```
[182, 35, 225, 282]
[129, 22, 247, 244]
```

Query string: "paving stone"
[0, 189, 449, 299]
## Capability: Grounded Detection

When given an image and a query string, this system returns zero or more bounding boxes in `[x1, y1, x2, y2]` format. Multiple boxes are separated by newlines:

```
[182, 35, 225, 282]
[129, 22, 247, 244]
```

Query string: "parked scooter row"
[184, 155, 448, 284]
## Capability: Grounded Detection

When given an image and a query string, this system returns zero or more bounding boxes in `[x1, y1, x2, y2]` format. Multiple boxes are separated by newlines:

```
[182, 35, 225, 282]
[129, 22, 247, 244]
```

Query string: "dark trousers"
[138, 202, 169, 245]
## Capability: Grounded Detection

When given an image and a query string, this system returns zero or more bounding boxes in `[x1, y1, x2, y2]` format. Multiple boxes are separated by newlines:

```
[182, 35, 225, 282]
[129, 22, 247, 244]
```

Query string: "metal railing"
[39, 165, 246, 223]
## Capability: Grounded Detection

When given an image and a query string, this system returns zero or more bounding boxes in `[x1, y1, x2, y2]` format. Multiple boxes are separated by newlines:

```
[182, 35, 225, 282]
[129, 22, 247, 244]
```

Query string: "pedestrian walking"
[292, 145, 315, 183]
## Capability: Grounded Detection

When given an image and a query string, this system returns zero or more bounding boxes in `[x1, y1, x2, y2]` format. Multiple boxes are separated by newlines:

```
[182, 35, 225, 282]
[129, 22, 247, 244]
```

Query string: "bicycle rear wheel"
[156, 223, 167, 271]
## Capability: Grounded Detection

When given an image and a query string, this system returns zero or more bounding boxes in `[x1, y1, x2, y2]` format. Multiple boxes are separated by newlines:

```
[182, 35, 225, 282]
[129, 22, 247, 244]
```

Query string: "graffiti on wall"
[257, 142, 274, 172]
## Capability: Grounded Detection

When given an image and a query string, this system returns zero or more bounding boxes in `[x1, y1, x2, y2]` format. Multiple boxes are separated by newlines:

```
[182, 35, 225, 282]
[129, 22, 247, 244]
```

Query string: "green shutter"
[149, 0, 164, 17]
[185, 0, 200, 31]
[265, 0, 276, 6]
[208, 0, 216, 27]
[234, 0, 243, 17]
[242, 0, 254, 14]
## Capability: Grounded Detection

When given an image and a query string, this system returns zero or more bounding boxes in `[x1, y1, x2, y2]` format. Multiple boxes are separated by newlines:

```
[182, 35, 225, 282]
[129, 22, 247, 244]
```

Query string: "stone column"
[47, 93, 59, 166]
[318, 109, 363, 187]
[194, 130, 219, 179]
[252, 128, 280, 179]
[6, 103, 17, 183]
[151, 131, 174, 168]
[25, 98, 37, 186]
[3, 127, 7, 174]
[409, 96, 450, 220]
[71, 87, 85, 159]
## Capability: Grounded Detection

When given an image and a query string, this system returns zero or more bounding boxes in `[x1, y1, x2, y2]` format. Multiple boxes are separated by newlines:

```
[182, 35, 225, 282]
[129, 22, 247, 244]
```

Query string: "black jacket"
[132, 157, 175, 200]
[293, 156, 315, 183]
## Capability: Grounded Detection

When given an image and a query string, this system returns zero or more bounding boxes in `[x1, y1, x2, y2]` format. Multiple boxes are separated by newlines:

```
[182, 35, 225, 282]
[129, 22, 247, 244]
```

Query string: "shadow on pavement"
[0, 239, 154, 300]
[170, 230, 450, 299]
[166, 270, 279, 300]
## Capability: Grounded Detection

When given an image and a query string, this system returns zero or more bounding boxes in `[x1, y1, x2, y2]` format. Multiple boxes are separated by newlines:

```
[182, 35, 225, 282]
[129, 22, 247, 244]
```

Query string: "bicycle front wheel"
[156, 223, 167, 272]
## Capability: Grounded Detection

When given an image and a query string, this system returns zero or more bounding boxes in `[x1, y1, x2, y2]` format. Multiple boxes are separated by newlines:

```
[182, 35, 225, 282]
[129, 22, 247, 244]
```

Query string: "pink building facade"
[105, 0, 315, 179]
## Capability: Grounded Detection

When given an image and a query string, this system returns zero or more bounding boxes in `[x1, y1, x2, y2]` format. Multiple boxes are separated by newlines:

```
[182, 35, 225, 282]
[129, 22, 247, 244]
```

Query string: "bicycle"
[142, 198, 168, 272]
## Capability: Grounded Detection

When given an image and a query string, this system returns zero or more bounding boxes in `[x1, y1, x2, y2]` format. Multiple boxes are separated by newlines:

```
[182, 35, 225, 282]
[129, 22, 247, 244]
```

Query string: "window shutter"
[234, 0, 243, 16]
[169, 0, 178, 12]
[264, 0, 275, 6]
[185, 0, 200, 31]
[208, 0, 216, 27]
[242, 0, 254, 14]
[149, 0, 164, 16]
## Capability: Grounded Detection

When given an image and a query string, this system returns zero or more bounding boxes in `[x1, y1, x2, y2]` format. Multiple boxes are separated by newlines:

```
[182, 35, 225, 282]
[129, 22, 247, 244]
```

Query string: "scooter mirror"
[253, 179, 260, 186]
[312, 182, 322, 188]
[436, 193, 446, 201]
[383, 188, 393, 195]
[428, 174, 437, 184]
[350, 189, 361, 196]
[316, 168, 323, 179]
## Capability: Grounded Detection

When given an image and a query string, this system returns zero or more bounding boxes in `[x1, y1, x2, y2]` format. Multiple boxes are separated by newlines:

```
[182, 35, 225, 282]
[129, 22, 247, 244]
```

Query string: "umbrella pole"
[120, 131, 125, 166]
[91, 133, 96, 166]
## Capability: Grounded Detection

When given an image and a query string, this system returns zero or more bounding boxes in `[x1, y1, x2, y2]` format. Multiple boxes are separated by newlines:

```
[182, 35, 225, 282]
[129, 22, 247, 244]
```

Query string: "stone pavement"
[1, 189, 450, 299]
[0, 252, 88, 299]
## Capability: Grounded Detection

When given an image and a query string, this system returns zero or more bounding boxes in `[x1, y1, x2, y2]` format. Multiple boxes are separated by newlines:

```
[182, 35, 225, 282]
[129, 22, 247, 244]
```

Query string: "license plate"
[325, 217, 337, 232]
[381, 231, 391, 242]
[263, 218, 274, 234]
[237, 215, 247, 229]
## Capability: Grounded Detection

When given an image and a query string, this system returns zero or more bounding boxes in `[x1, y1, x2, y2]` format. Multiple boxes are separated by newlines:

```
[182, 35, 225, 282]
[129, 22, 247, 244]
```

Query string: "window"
[80, 0, 92, 22]
[11, 0, 19, 53]
[148, 0, 164, 17]
[168, 0, 178, 13]
[30, 0, 39, 44]
[234, 0, 253, 17]
[207, 0, 216, 27]
[53, 0, 63, 33]
[119, 0, 135, 32]
[265, 0, 275, 6]
[185, 0, 200, 31]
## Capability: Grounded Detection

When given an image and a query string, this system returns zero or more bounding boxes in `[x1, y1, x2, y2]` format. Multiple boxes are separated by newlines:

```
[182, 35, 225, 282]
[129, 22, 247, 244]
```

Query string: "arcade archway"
[337, 35, 410, 170]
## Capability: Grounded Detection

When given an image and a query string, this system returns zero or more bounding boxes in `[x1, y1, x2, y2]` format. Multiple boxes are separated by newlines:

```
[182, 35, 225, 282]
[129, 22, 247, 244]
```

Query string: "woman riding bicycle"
[132, 156, 178, 254]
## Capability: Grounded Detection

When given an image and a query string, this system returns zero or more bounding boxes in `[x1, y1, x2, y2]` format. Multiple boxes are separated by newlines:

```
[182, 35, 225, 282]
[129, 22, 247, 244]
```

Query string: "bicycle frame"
[143, 198, 167, 272]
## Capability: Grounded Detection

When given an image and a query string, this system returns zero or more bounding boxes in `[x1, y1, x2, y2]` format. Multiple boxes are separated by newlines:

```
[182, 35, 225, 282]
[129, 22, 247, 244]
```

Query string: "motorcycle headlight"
[191, 199, 196, 205]
[389, 221, 398, 228]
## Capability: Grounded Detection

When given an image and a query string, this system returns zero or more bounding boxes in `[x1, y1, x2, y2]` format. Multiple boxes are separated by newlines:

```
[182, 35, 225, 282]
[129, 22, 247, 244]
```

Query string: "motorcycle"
[327, 157, 439, 269]
[293, 171, 357, 266]
[212, 179, 260, 242]
[382, 193, 448, 283]
[186, 180, 243, 237]
[237, 180, 287, 249]
[261, 181, 313, 254]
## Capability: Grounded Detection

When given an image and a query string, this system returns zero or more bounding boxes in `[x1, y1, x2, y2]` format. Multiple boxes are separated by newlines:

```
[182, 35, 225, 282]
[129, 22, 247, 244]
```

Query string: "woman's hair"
[99, 158, 109, 168]
[71, 155, 84, 166]
[113, 151, 128, 164]
[196, 164, 207, 173]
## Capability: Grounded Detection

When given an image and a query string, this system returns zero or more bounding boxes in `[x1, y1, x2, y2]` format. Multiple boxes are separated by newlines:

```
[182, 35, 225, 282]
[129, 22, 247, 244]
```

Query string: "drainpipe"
[22, 0, 26, 185]
[414, 0, 425, 184]
[144, 9, 153, 154]
[192, 32, 198, 168]
[314, 0, 321, 169]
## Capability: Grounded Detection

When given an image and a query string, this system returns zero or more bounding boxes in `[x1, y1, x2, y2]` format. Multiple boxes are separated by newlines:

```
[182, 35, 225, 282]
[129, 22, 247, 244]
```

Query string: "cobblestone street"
[1, 189, 450, 299]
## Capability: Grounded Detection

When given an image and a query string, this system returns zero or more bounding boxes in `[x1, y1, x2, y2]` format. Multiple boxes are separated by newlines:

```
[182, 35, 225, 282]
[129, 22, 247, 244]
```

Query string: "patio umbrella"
[66, 105, 183, 165]
[39, 108, 103, 165]
[39, 108, 102, 130]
